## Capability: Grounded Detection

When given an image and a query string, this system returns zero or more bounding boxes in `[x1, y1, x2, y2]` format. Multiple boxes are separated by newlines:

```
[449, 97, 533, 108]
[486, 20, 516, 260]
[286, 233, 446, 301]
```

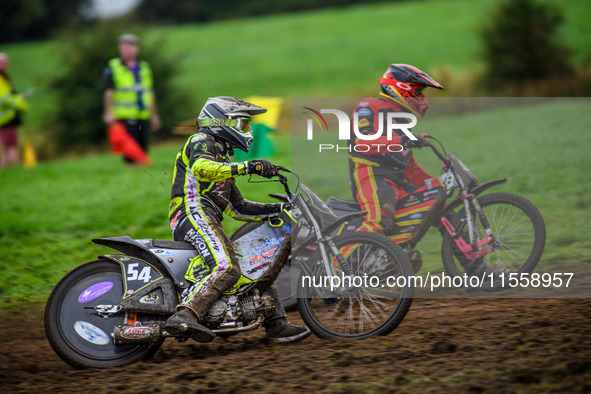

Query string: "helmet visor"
[198, 117, 252, 132]
[234, 117, 252, 133]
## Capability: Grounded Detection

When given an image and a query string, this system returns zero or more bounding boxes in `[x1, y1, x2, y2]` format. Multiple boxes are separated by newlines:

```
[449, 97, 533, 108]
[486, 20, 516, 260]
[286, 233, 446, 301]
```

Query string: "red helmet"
[379, 64, 443, 117]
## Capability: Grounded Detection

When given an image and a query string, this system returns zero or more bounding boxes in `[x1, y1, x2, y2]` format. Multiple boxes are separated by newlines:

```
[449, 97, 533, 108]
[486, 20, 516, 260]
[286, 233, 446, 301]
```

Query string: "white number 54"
[127, 263, 151, 283]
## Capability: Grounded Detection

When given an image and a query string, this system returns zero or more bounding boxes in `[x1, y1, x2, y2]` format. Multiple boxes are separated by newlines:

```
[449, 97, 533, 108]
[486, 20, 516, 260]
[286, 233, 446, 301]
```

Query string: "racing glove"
[248, 159, 277, 178]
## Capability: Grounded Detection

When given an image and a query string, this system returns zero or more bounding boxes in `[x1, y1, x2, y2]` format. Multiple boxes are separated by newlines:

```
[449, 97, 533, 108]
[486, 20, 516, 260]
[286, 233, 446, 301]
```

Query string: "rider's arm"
[404, 151, 433, 186]
[191, 157, 248, 182]
[186, 133, 248, 182]
[224, 178, 282, 222]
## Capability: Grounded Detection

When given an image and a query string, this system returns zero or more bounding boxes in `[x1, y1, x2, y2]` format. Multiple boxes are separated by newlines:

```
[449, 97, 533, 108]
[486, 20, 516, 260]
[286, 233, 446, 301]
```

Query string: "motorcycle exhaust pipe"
[112, 324, 163, 345]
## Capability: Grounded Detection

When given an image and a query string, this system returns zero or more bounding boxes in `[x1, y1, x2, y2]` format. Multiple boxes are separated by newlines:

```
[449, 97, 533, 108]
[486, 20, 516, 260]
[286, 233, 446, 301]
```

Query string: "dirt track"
[1, 298, 590, 393]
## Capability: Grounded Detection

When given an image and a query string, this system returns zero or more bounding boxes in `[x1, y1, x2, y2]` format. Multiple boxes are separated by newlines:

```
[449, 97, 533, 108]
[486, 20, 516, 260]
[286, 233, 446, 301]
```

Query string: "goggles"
[198, 117, 252, 133]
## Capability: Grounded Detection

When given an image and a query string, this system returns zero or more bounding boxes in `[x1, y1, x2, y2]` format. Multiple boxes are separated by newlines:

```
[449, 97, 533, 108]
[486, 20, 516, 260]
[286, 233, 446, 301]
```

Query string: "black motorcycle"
[45, 167, 414, 368]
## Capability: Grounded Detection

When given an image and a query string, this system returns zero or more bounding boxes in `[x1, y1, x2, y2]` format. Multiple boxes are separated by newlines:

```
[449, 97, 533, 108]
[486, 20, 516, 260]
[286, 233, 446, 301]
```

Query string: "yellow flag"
[244, 96, 283, 129]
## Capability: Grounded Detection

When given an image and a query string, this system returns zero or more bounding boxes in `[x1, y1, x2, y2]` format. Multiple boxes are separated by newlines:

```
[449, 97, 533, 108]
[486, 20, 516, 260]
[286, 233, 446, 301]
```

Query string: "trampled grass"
[1, 99, 590, 306]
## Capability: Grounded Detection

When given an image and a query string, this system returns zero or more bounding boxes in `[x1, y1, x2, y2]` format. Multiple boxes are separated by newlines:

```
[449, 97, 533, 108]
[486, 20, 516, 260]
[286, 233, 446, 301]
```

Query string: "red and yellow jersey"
[348, 97, 432, 192]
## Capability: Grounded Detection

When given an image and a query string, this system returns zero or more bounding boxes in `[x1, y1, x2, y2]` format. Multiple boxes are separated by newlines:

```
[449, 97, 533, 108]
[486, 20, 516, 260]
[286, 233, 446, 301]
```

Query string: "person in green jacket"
[0, 53, 29, 168]
[103, 34, 161, 164]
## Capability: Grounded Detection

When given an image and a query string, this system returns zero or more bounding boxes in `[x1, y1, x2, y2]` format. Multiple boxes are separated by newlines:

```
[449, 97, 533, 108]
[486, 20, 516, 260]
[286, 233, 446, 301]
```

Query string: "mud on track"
[1, 298, 591, 393]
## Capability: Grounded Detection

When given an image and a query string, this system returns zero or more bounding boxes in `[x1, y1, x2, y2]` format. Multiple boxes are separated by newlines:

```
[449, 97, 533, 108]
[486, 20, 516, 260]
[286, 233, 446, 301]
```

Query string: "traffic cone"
[23, 139, 37, 168]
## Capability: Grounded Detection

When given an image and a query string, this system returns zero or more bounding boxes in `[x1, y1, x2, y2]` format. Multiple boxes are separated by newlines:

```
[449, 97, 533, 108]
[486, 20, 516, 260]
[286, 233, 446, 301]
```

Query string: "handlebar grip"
[419, 133, 431, 139]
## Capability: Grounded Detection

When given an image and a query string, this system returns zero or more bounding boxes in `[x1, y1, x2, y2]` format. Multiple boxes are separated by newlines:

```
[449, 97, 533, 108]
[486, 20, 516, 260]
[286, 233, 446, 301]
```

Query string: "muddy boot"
[165, 308, 215, 343]
[264, 317, 311, 344]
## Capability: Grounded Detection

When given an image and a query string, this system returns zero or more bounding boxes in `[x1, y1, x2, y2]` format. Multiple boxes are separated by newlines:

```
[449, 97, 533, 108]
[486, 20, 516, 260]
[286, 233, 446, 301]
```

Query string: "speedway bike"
[45, 167, 414, 368]
[247, 135, 546, 298]
[325, 135, 546, 283]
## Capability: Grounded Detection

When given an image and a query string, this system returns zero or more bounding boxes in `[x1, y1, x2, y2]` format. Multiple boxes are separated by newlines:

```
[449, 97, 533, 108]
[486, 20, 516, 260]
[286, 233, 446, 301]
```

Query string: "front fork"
[316, 238, 353, 277]
[441, 194, 495, 260]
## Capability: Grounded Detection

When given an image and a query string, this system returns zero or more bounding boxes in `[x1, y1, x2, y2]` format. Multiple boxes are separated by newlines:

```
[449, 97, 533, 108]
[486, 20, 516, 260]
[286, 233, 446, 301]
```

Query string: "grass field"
[3, 0, 591, 137]
[1, 98, 590, 307]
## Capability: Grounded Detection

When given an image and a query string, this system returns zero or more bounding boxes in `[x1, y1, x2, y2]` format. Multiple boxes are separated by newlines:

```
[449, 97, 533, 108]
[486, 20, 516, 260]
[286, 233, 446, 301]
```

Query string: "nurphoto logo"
[303, 107, 418, 152]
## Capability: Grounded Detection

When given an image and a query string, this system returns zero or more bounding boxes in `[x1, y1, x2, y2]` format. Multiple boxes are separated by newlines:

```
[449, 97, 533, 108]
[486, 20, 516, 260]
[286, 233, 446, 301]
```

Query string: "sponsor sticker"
[74, 321, 110, 345]
[254, 237, 285, 251]
[357, 108, 371, 117]
[120, 326, 154, 340]
[247, 261, 272, 275]
[250, 247, 278, 264]
[358, 118, 370, 128]
[78, 281, 114, 303]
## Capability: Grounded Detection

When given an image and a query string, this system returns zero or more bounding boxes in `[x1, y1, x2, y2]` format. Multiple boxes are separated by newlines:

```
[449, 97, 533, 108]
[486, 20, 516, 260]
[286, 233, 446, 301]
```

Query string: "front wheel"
[44, 260, 163, 368]
[297, 232, 414, 339]
[441, 192, 546, 280]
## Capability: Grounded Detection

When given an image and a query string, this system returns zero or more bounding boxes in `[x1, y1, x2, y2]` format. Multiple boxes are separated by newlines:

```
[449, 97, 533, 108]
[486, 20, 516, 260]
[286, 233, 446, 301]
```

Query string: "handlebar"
[420, 134, 448, 163]
[274, 165, 293, 199]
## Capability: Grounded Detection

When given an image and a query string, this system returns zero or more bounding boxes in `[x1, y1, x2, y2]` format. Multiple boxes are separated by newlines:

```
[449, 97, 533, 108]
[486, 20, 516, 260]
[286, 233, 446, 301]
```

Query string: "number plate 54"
[102, 254, 164, 299]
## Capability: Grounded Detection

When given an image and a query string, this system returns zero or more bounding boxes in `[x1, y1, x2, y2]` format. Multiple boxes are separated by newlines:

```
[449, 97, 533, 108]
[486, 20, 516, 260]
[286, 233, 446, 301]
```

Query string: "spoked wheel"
[441, 192, 546, 282]
[297, 232, 414, 339]
[44, 260, 163, 368]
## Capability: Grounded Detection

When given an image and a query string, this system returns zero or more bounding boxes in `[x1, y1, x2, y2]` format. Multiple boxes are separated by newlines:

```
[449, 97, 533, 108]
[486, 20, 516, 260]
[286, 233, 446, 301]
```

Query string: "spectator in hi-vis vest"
[0, 53, 29, 168]
[103, 34, 161, 165]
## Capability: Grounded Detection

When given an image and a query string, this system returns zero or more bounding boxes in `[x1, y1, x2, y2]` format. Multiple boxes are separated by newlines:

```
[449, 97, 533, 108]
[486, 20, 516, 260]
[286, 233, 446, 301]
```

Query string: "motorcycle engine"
[203, 290, 276, 329]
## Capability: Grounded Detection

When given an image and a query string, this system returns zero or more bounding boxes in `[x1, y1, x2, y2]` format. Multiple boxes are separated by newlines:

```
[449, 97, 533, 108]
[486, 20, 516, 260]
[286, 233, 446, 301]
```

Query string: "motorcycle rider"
[165, 96, 310, 343]
[348, 64, 445, 270]
[349, 64, 501, 276]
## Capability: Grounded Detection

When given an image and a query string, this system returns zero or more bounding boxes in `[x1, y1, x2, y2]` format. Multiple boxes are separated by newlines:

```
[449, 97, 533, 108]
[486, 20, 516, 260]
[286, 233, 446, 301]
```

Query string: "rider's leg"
[165, 206, 240, 340]
[354, 174, 399, 235]
[263, 284, 311, 344]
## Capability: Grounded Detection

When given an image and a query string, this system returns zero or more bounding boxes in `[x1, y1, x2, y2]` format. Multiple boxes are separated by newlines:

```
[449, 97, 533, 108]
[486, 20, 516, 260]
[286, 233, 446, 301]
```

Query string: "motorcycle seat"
[326, 196, 361, 213]
[152, 239, 194, 250]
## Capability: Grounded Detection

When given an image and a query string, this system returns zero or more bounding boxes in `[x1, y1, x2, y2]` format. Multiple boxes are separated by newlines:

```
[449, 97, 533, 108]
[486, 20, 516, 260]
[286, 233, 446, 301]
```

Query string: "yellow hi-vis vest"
[109, 58, 154, 120]
[0, 74, 28, 127]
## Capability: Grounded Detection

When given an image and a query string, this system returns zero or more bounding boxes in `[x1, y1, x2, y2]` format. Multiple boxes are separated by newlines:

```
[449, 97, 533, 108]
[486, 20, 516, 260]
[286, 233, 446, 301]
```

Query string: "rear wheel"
[44, 260, 163, 369]
[441, 192, 546, 280]
[297, 232, 413, 339]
